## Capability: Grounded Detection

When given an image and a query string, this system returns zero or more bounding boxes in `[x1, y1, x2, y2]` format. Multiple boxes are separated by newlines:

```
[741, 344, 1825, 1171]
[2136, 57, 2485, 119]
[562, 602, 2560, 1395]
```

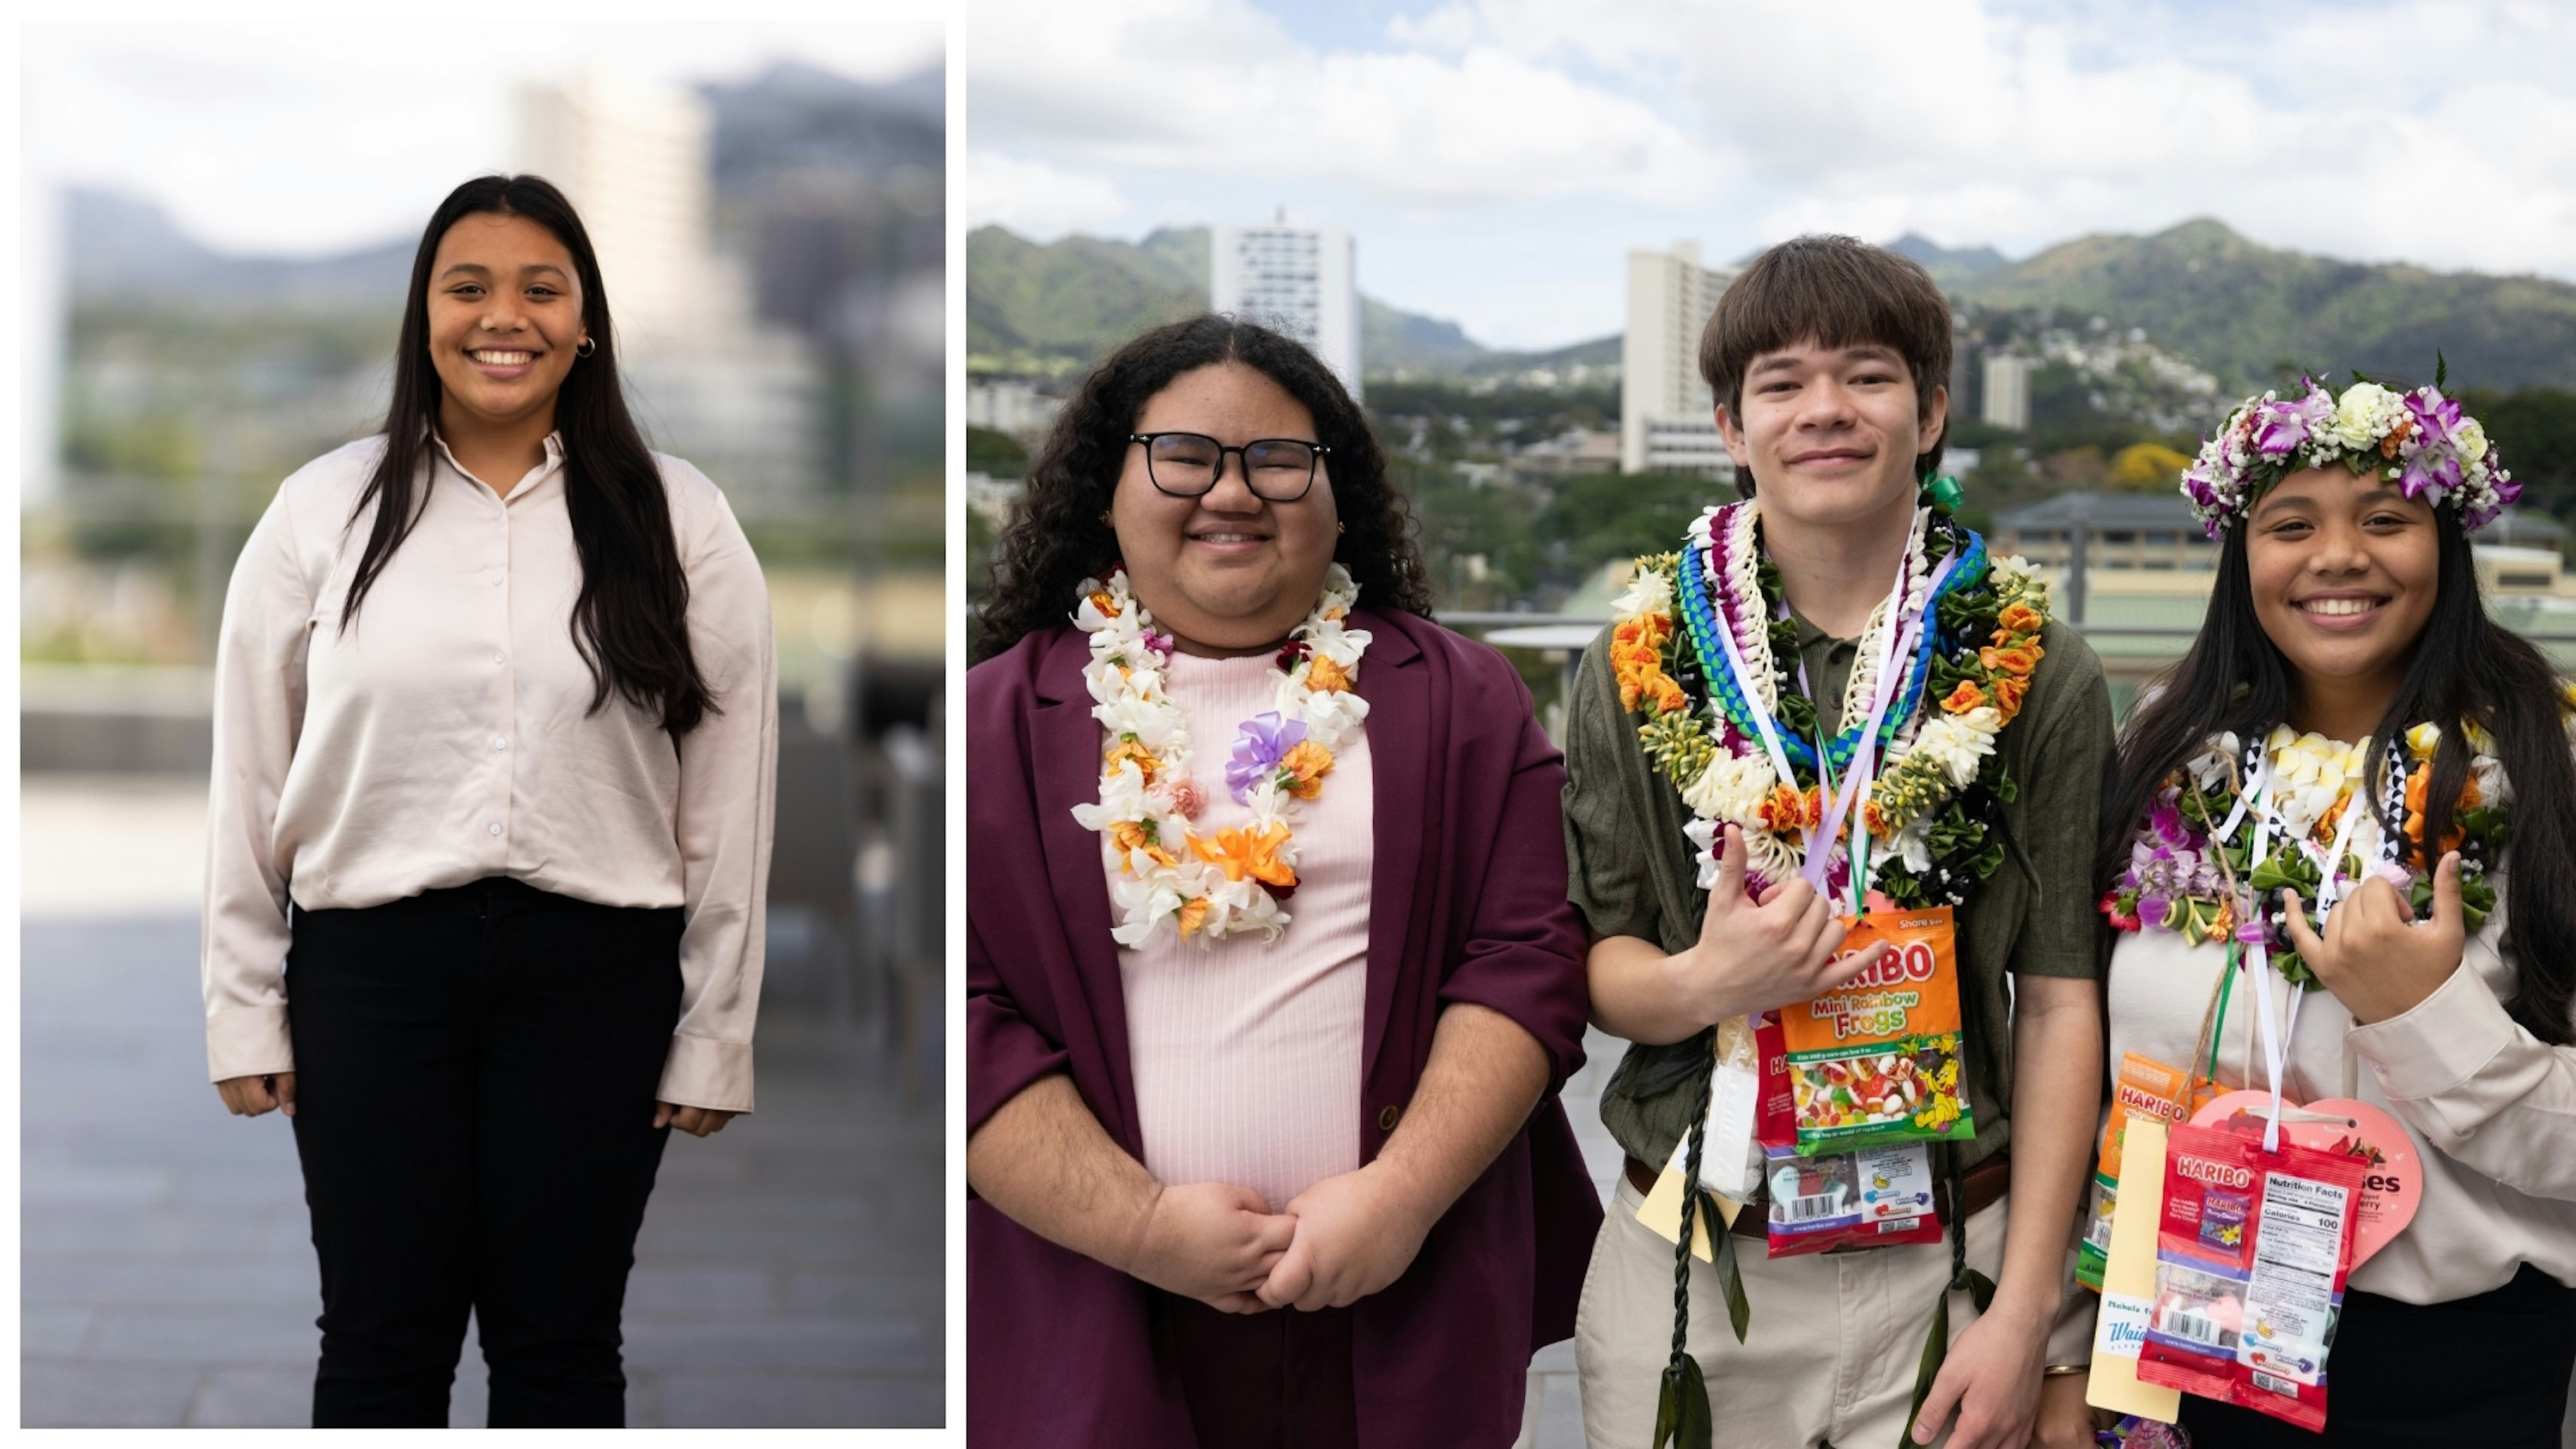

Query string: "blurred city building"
[1631, 415, 1735, 480]
[1619, 240, 1736, 473]
[519, 73, 723, 340]
[1510, 427, 1621, 478]
[520, 72, 825, 507]
[964, 377, 1063, 443]
[1212, 208, 1361, 397]
[1981, 353, 2036, 431]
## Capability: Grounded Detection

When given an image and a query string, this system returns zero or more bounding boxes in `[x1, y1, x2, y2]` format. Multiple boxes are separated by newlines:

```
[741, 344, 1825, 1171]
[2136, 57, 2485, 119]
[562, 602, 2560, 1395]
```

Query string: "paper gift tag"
[1636, 1138, 1744, 1264]
[2189, 1090, 2422, 1268]
[2087, 1117, 2184, 1421]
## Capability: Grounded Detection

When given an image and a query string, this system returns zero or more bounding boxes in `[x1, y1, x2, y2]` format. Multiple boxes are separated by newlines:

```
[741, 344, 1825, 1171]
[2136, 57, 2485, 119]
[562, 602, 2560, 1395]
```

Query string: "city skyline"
[966, 0, 2576, 352]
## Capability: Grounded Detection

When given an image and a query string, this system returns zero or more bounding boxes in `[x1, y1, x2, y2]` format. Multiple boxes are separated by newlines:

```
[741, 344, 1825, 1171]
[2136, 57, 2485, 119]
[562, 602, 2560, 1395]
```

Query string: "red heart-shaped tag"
[2190, 1090, 2422, 1268]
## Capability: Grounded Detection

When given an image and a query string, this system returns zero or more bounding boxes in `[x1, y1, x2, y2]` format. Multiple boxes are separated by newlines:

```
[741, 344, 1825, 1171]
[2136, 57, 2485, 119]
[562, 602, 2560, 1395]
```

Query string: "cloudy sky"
[22, 5, 945, 258]
[965, 0, 2576, 350]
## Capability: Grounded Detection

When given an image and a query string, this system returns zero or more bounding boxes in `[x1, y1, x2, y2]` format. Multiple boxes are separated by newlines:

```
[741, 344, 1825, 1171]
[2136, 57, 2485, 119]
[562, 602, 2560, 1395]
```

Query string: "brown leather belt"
[1624, 1148, 2011, 1239]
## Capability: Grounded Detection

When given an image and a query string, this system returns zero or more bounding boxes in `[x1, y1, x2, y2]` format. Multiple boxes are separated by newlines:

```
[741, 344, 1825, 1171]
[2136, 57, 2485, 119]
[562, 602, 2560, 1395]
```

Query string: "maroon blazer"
[968, 607, 1601, 1447]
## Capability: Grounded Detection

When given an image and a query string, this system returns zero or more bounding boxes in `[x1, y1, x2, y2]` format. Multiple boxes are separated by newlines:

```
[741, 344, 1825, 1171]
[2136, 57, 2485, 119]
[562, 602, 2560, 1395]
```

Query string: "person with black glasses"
[966, 314, 1601, 1446]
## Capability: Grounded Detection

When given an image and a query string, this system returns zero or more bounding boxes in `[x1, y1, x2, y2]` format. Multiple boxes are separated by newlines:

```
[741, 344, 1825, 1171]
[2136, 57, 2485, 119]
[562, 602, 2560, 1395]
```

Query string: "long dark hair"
[974, 314, 1434, 663]
[342, 174, 714, 736]
[2099, 511, 2576, 1044]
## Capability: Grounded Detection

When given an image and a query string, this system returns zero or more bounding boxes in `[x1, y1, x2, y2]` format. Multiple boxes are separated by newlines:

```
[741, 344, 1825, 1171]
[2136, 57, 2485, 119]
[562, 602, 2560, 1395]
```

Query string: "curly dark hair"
[974, 314, 1434, 662]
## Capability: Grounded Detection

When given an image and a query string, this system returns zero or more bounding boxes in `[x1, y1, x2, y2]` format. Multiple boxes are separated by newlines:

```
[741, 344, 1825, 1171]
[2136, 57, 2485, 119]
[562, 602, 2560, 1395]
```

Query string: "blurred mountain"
[1956, 218, 2576, 391]
[64, 63, 945, 318]
[64, 189, 410, 305]
[699, 63, 945, 349]
[1887, 233, 2009, 289]
[703, 62, 941, 182]
[1364, 297, 1485, 373]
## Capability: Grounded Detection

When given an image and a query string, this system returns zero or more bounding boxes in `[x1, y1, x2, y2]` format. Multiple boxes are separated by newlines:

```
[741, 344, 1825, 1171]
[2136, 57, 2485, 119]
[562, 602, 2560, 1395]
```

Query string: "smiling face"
[1716, 337, 1944, 535]
[2245, 464, 2442, 734]
[1110, 361, 1340, 656]
[424, 210, 587, 440]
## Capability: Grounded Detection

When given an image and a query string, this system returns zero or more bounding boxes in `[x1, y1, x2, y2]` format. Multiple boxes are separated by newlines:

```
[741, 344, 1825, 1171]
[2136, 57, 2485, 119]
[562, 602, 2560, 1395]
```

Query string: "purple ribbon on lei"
[1225, 712, 1306, 803]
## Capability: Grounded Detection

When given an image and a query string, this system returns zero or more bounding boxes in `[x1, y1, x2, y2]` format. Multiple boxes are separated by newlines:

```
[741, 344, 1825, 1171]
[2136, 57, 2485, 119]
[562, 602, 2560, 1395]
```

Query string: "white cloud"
[23, 9, 943, 257]
[962, 151, 1129, 239]
[966, 0, 1724, 210]
[1388, 0, 2576, 278]
[976, 0, 2576, 290]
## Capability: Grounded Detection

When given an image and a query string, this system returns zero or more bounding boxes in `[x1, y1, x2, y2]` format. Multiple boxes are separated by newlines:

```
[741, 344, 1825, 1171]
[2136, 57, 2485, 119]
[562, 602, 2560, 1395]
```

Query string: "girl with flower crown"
[963, 315, 1597, 1447]
[2095, 374, 2576, 1446]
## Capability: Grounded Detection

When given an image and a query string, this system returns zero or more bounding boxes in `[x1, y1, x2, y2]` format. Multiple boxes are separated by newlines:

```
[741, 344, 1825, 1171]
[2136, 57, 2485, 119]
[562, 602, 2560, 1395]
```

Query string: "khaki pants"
[1575, 1172, 2090, 1449]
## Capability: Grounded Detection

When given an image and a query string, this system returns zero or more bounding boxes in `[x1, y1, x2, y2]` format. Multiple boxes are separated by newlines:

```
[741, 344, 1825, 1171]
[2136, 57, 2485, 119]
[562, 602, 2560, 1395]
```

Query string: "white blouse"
[2105, 860, 2576, 1304]
[201, 433, 778, 1112]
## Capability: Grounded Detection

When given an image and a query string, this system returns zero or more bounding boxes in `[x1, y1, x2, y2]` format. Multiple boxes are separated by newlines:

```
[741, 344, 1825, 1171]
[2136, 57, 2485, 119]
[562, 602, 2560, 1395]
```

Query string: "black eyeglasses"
[1128, 432, 1330, 501]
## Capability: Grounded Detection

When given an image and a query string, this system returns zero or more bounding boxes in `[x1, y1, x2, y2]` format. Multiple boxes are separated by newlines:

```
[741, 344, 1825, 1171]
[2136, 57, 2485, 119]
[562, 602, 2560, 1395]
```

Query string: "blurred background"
[963, 3, 2576, 1442]
[21, 14, 945, 1428]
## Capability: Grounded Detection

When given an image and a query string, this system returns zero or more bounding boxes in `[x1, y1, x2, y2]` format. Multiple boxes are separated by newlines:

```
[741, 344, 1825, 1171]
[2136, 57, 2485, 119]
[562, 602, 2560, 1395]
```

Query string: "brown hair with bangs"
[1698, 233, 1953, 492]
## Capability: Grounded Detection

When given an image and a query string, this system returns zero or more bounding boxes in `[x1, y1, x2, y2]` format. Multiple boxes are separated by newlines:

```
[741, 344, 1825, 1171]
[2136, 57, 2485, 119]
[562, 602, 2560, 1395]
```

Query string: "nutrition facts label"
[2236, 1172, 2351, 1385]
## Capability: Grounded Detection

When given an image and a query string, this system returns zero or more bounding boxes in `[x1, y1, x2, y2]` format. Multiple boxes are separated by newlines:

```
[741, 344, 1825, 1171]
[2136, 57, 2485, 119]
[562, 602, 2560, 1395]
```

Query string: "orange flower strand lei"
[1070, 564, 1372, 949]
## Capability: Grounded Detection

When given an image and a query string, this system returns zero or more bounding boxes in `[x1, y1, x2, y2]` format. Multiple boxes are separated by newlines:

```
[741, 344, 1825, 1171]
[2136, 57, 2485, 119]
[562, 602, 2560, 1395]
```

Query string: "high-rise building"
[517, 73, 822, 503]
[1211, 209, 1361, 397]
[1982, 354, 2035, 432]
[1621, 241, 1738, 475]
[518, 74, 724, 338]
[23, 170, 63, 505]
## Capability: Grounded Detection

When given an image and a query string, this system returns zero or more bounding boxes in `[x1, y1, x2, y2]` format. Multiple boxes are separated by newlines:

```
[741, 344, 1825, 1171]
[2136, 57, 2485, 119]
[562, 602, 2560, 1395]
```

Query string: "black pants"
[285, 876, 683, 1428]
[2178, 1263, 2576, 1447]
[1153, 1294, 1358, 1449]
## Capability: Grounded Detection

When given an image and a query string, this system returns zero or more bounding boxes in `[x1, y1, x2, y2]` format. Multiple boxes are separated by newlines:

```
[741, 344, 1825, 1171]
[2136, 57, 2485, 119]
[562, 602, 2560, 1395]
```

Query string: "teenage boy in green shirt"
[1564, 235, 2108, 1449]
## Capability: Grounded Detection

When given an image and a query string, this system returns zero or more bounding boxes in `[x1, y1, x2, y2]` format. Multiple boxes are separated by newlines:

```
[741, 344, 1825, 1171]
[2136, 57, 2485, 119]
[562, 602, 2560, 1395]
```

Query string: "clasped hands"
[1122, 1161, 1435, 1316]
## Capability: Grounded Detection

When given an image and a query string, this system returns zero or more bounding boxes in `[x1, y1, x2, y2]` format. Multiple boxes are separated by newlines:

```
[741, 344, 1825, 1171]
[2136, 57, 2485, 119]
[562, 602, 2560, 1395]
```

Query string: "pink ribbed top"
[1103, 649, 1373, 1211]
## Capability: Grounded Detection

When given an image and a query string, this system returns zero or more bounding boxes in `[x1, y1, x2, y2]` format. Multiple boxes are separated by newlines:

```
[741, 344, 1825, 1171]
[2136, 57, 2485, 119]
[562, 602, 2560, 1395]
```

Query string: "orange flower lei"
[1070, 564, 1373, 949]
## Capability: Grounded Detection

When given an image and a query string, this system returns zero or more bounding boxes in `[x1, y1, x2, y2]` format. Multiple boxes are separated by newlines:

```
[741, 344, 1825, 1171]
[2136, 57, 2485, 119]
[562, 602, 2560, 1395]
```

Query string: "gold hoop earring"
[576, 336, 597, 358]
[1337, 522, 1346, 534]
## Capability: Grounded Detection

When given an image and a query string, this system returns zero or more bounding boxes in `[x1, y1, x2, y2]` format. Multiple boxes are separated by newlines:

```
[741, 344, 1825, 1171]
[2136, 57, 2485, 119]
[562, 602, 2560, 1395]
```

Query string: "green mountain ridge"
[1959, 219, 2576, 391]
[968, 220, 2576, 392]
[968, 223, 1612, 379]
[966, 226, 1206, 367]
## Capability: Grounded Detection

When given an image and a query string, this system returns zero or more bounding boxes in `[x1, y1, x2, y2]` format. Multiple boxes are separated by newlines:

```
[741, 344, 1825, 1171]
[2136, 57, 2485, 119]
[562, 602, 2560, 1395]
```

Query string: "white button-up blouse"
[201, 433, 778, 1111]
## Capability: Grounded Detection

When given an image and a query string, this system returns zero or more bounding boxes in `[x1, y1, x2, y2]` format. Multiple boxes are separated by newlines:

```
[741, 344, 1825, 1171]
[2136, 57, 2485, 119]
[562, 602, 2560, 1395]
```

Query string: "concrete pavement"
[20, 777, 942, 1429]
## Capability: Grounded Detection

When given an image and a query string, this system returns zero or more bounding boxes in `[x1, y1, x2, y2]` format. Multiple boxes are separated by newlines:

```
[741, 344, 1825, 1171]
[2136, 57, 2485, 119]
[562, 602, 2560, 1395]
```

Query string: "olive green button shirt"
[1564, 605, 2111, 1174]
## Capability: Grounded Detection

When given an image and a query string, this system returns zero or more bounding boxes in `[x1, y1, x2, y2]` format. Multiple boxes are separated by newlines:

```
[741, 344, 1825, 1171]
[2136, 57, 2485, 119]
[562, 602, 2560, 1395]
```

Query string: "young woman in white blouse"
[201, 174, 776, 1428]
[2095, 377, 2574, 1446]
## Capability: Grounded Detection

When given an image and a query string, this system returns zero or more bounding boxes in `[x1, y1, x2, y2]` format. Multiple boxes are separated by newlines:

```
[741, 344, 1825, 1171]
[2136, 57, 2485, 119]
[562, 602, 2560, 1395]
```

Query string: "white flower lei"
[1069, 564, 1371, 949]
[1690, 509, 1937, 890]
[1618, 500, 2050, 904]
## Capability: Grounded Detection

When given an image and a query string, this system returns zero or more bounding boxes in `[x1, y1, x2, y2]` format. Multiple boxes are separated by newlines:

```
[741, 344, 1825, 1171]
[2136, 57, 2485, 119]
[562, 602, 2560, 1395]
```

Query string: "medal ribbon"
[1803, 548, 1966, 906]
[2238, 749, 2310, 1152]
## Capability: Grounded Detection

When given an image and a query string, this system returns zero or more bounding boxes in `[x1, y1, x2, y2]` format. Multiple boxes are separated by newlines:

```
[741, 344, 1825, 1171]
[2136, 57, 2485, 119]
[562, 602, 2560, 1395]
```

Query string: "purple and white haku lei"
[2181, 376, 2518, 538]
